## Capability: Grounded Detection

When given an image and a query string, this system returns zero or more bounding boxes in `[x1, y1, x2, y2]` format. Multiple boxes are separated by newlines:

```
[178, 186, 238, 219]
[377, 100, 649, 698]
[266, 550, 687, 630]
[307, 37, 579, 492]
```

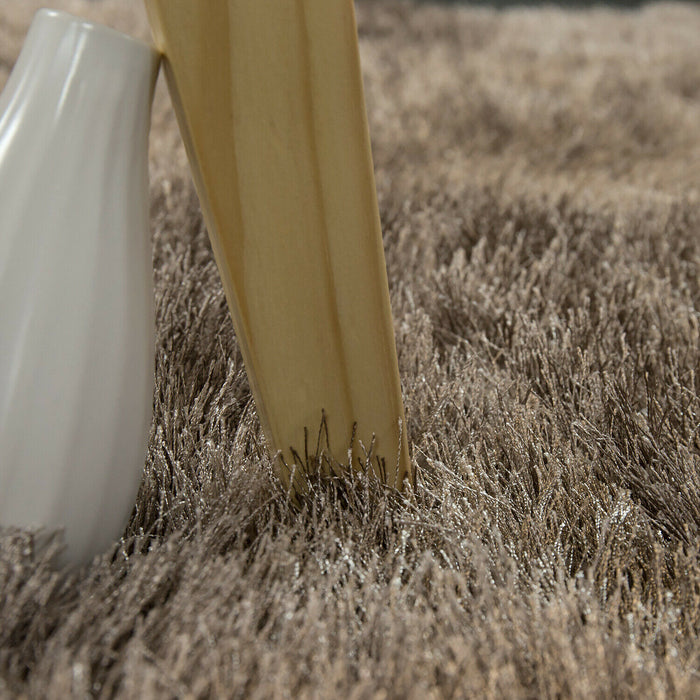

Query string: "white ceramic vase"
[0, 10, 159, 567]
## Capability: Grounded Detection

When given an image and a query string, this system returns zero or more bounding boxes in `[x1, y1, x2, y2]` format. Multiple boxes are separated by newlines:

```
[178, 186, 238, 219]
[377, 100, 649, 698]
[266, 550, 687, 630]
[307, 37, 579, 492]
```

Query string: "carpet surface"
[2, 1, 700, 697]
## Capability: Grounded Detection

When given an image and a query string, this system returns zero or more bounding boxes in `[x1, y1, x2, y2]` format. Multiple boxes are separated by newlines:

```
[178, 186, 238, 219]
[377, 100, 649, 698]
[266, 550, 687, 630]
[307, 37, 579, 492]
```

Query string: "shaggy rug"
[2, 0, 700, 697]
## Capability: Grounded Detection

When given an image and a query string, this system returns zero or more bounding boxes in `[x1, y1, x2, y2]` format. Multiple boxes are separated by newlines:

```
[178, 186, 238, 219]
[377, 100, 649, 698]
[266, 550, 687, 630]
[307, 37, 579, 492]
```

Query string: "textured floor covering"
[2, 1, 700, 697]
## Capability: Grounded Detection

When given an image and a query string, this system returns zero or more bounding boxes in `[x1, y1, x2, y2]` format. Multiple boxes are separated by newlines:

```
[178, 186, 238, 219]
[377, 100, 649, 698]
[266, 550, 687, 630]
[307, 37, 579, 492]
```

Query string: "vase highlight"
[0, 10, 160, 567]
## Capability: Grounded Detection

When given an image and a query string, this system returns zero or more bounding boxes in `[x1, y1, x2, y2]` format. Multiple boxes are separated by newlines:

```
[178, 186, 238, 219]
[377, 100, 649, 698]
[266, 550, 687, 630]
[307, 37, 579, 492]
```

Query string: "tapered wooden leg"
[145, 0, 411, 491]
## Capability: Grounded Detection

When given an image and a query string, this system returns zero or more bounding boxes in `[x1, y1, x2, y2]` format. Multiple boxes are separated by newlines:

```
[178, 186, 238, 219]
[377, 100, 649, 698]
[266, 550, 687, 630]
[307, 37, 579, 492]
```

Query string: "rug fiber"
[1, 1, 700, 697]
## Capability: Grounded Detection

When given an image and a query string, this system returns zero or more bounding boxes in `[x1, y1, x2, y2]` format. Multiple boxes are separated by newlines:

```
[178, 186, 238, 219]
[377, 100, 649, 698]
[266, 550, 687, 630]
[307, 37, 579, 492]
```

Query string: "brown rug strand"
[2, 1, 700, 697]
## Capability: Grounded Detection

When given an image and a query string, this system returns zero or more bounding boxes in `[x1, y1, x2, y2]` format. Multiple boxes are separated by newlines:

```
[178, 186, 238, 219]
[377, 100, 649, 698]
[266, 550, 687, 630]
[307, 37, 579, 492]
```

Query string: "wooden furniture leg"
[144, 0, 411, 491]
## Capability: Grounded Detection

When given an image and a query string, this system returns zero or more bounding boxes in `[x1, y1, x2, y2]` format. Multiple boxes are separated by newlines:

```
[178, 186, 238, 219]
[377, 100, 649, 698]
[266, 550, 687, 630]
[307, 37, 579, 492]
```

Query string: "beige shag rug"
[2, 1, 700, 697]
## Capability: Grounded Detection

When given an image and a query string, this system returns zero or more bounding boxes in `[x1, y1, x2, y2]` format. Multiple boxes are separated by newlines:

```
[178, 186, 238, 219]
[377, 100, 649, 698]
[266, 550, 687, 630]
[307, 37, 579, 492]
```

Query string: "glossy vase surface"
[0, 10, 159, 567]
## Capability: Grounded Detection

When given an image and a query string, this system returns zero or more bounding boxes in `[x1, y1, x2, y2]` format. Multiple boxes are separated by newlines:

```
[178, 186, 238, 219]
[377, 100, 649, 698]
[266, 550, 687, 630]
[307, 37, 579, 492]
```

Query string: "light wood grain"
[144, 0, 411, 491]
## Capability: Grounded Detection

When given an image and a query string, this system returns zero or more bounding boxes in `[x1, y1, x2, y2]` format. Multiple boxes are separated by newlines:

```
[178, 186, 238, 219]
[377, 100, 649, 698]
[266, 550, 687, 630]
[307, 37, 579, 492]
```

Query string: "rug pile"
[2, 1, 699, 696]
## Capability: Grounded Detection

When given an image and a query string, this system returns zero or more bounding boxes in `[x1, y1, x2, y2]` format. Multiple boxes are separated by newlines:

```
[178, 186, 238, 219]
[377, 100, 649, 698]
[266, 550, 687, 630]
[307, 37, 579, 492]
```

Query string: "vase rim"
[34, 8, 158, 61]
